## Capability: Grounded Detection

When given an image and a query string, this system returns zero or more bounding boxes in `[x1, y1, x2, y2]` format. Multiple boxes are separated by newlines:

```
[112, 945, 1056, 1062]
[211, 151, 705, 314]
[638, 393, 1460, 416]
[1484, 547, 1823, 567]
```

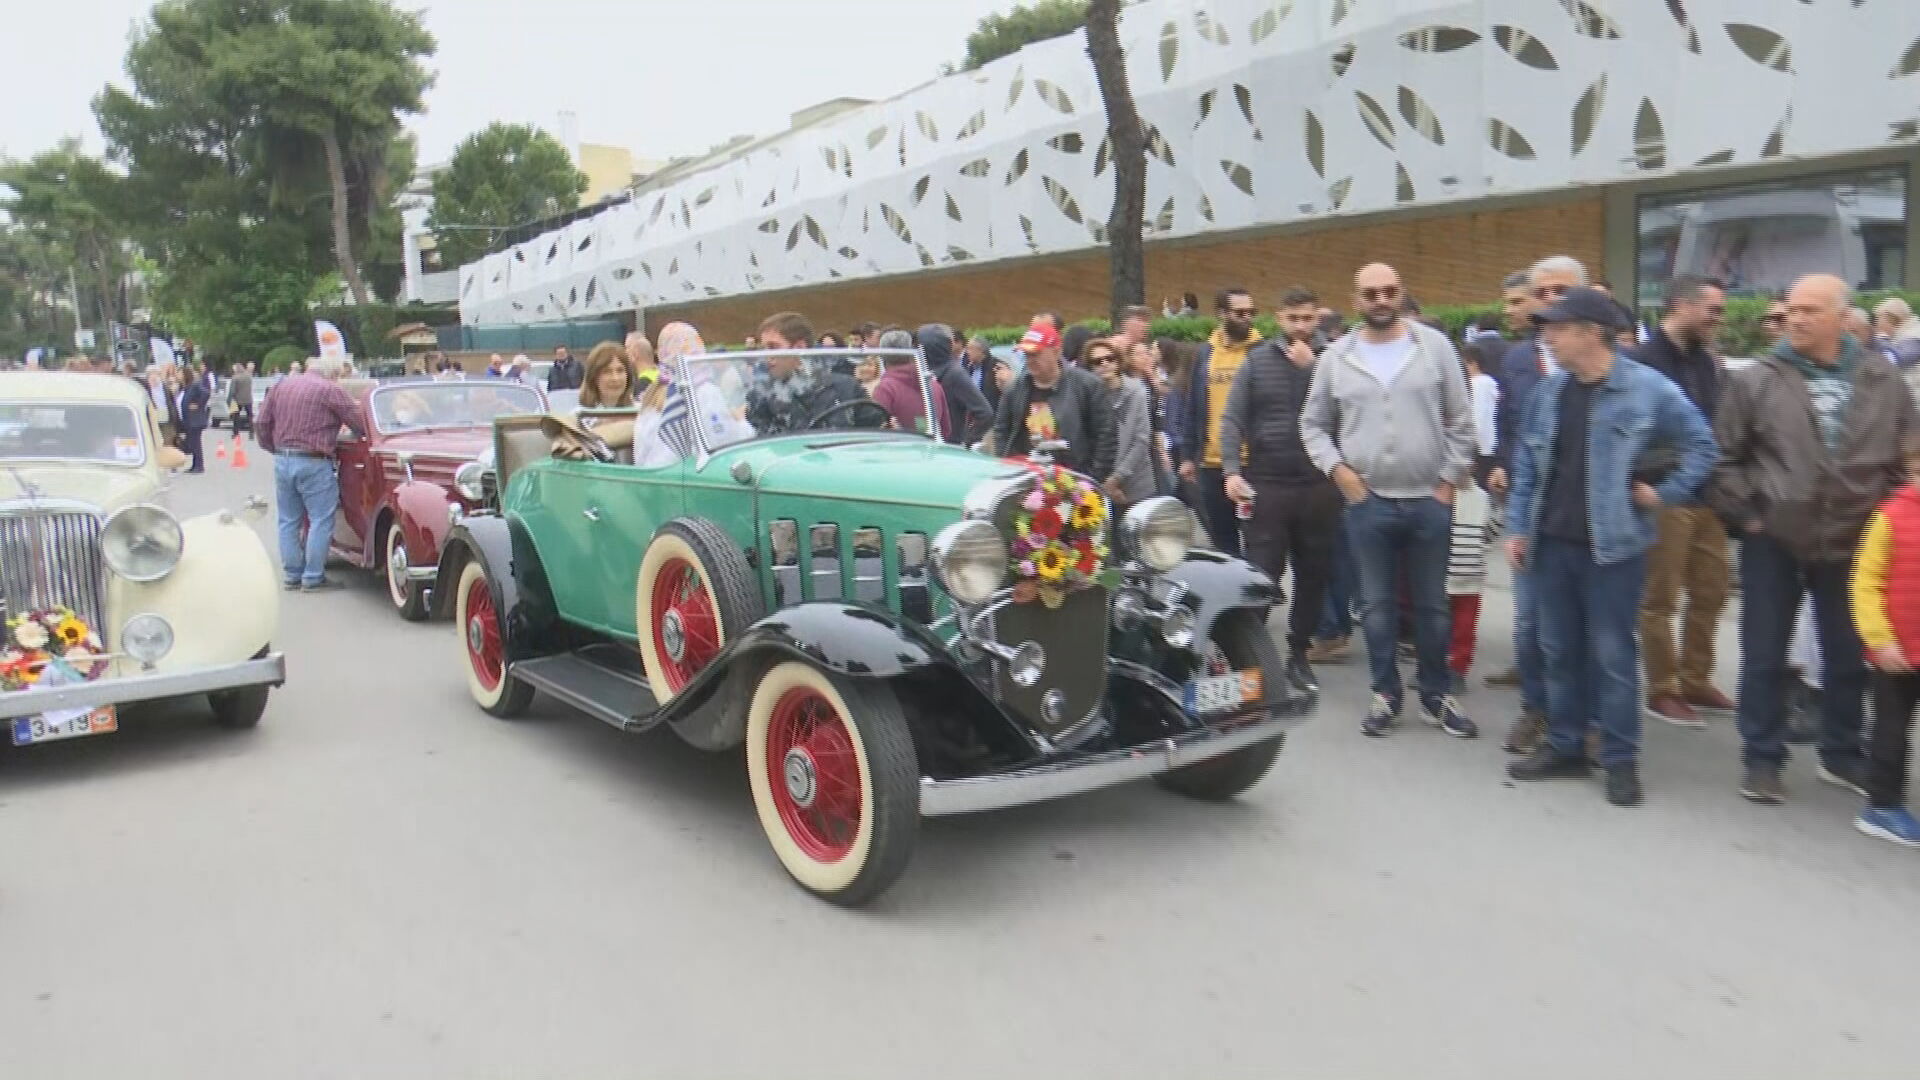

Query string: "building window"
[1635, 167, 1908, 313]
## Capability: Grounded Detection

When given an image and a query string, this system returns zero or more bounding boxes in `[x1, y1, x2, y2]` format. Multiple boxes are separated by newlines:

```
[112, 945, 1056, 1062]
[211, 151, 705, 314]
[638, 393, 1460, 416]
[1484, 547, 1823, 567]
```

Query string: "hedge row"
[967, 290, 1920, 359]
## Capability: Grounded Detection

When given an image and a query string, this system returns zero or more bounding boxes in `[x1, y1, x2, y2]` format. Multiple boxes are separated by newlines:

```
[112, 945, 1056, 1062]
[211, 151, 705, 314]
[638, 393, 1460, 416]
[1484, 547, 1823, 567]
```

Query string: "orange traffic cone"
[230, 437, 248, 469]
[215, 440, 228, 459]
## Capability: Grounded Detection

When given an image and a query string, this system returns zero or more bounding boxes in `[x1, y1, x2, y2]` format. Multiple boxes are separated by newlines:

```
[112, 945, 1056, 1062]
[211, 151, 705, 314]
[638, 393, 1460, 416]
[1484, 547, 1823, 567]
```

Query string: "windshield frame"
[367, 380, 546, 435]
[671, 347, 939, 460]
[0, 399, 149, 468]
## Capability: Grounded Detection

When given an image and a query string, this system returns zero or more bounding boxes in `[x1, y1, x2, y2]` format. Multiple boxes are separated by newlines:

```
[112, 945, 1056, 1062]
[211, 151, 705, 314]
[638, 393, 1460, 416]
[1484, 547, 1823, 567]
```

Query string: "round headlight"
[1122, 497, 1199, 573]
[121, 613, 174, 665]
[102, 504, 184, 582]
[1008, 640, 1046, 687]
[931, 519, 1008, 606]
[454, 460, 488, 502]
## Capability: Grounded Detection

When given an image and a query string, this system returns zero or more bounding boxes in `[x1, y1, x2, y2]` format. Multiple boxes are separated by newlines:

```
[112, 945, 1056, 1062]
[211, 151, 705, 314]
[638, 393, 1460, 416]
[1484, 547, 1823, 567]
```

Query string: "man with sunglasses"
[1301, 263, 1478, 739]
[1629, 274, 1732, 729]
[1487, 254, 1588, 754]
[1176, 289, 1263, 556]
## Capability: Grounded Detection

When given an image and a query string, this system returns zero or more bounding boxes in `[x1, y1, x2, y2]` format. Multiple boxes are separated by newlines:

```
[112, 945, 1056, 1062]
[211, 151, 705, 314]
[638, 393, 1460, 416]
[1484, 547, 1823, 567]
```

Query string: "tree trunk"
[1085, 0, 1147, 326]
[320, 126, 372, 307]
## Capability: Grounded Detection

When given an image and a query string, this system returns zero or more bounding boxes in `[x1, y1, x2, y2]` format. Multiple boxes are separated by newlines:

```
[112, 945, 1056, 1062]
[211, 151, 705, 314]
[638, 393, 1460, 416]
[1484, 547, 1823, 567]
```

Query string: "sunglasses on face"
[1532, 284, 1571, 300]
[1088, 351, 1119, 366]
[1359, 286, 1401, 303]
[1763, 313, 1786, 323]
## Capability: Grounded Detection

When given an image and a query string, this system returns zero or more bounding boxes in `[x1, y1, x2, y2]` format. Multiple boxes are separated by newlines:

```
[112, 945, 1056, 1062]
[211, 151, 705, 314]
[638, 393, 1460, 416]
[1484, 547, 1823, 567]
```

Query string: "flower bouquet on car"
[1, 607, 110, 691]
[1010, 465, 1109, 609]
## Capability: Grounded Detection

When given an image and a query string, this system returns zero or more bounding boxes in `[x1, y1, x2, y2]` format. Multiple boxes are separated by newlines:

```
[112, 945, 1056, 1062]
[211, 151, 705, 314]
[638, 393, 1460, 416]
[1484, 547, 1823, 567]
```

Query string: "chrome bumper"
[918, 709, 1302, 817]
[0, 655, 286, 721]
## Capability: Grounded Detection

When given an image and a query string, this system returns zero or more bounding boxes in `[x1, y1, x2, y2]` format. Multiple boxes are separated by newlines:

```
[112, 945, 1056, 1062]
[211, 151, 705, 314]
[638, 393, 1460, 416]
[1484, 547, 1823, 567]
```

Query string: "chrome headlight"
[1122, 497, 1199, 573]
[102, 504, 184, 582]
[121, 613, 175, 664]
[931, 519, 1008, 606]
[454, 460, 488, 502]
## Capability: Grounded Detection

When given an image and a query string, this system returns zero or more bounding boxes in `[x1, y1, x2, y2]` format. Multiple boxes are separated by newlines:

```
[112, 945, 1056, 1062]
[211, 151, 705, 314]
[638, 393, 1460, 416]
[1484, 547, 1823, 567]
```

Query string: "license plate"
[1183, 670, 1263, 715]
[11, 707, 117, 747]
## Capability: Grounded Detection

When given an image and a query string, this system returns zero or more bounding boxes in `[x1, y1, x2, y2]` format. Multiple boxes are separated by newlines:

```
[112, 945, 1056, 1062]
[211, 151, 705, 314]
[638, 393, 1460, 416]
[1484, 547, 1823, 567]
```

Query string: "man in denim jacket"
[1504, 287, 1718, 806]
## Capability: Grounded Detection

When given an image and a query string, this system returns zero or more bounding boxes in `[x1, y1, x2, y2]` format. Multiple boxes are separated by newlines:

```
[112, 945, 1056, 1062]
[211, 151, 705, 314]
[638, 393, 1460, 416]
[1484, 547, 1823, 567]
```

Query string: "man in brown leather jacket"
[1709, 273, 1918, 804]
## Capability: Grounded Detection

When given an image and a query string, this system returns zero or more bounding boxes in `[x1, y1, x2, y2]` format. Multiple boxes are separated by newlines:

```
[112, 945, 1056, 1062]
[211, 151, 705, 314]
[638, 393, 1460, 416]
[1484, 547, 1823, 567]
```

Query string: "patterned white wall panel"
[459, 0, 1920, 325]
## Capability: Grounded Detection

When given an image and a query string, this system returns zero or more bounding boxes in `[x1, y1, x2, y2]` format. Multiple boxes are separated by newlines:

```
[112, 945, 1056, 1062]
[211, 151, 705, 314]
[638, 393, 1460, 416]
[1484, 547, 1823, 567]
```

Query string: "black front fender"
[430, 514, 558, 660]
[731, 601, 951, 677]
[1164, 550, 1283, 638]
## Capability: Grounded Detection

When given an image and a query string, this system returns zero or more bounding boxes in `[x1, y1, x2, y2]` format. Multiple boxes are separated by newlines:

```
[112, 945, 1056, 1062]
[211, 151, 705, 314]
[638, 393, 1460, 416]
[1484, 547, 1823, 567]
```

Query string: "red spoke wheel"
[456, 560, 532, 717]
[746, 661, 919, 906]
[635, 521, 765, 736]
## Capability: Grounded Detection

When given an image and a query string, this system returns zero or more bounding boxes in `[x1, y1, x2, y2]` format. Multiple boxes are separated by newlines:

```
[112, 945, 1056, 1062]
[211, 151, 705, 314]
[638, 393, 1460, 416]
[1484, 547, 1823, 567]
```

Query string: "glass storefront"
[1635, 167, 1908, 313]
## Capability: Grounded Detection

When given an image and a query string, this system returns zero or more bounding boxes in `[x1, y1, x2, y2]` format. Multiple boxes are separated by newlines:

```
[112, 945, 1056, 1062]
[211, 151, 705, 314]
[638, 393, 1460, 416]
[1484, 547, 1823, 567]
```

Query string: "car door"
[332, 401, 376, 557]
[528, 457, 687, 637]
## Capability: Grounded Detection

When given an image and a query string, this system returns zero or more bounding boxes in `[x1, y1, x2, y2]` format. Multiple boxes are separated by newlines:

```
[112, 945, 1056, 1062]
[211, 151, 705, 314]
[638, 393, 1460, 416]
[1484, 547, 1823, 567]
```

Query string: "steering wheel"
[804, 398, 893, 431]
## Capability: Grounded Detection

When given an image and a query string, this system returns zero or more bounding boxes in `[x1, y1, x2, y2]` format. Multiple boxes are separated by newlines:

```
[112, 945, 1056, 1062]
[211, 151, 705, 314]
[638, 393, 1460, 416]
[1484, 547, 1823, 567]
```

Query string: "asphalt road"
[5, 446, 1920, 1079]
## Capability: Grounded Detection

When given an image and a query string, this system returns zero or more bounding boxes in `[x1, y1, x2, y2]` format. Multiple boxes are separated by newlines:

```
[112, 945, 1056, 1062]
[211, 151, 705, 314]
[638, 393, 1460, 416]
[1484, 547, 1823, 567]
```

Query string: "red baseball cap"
[1016, 319, 1061, 354]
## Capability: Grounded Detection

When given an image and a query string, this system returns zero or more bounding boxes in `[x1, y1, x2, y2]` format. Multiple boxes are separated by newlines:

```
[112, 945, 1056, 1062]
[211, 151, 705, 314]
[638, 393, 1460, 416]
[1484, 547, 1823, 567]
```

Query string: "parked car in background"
[437, 349, 1310, 906]
[331, 379, 546, 620]
[0, 371, 285, 745]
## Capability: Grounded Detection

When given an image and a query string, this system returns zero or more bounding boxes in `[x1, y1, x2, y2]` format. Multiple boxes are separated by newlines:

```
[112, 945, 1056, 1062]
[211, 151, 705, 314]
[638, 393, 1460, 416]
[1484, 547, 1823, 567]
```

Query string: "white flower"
[13, 621, 49, 650]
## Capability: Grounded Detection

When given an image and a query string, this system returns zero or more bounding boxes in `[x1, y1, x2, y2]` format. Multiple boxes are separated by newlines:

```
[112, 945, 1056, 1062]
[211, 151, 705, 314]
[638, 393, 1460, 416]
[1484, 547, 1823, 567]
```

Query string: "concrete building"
[456, 0, 1920, 341]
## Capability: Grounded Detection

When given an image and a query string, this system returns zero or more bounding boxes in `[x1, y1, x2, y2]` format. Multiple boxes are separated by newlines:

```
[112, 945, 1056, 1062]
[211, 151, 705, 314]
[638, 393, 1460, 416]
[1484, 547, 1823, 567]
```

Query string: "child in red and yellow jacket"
[1849, 439, 1920, 848]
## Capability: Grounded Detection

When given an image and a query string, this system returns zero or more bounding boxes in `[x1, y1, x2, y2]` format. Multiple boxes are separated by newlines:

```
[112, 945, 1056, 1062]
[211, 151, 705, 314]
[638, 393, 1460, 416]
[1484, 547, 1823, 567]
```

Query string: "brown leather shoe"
[1305, 635, 1351, 663]
[1502, 708, 1546, 754]
[1648, 693, 1705, 729]
[1683, 685, 1736, 713]
[1484, 666, 1522, 688]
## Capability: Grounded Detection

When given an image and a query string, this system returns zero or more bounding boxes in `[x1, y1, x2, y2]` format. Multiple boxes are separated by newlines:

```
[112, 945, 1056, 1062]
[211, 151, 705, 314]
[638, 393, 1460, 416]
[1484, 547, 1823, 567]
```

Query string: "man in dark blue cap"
[1503, 286, 1719, 806]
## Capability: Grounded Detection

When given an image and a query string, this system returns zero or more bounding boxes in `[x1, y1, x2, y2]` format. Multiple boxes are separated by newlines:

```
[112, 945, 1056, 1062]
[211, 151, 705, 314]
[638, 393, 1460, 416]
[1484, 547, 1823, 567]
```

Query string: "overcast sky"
[3, 0, 1014, 166]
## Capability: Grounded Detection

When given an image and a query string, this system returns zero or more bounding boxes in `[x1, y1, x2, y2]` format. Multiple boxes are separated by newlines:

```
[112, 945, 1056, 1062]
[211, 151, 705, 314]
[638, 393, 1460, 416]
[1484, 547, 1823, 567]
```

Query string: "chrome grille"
[0, 510, 108, 633]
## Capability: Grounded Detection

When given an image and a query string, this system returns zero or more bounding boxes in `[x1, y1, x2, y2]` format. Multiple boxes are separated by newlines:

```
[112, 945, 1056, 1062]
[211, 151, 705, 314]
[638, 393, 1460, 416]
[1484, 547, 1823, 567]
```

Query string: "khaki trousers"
[1639, 505, 1729, 698]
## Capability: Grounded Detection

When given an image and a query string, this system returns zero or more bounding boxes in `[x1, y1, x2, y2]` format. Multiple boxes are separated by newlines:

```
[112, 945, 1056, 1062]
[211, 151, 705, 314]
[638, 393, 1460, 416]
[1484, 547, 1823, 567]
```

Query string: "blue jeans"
[1736, 534, 1866, 768]
[275, 454, 339, 586]
[1512, 565, 1548, 713]
[1318, 517, 1357, 640]
[1533, 537, 1645, 768]
[1346, 494, 1451, 711]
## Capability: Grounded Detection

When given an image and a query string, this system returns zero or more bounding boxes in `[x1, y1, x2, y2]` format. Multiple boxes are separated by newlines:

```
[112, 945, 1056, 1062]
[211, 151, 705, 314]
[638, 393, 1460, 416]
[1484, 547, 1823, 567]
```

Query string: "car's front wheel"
[745, 661, 919, 906]
[1154, 610, 1285, 801]
[385, 523, 429, 622]
[456, 559, 532, 718]
[209, 656, 272, 730]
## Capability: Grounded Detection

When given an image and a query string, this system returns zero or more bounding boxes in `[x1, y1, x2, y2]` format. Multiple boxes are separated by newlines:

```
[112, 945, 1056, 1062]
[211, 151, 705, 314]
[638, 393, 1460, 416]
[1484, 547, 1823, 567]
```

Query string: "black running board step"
[511, 653, 662, 732]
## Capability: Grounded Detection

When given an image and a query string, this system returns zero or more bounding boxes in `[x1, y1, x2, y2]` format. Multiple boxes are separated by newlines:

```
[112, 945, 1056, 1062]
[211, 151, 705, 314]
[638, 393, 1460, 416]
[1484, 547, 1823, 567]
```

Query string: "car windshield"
[370, 382, 544, 433]
[0, 401, 145, 464]
[671, 349, 936, 453]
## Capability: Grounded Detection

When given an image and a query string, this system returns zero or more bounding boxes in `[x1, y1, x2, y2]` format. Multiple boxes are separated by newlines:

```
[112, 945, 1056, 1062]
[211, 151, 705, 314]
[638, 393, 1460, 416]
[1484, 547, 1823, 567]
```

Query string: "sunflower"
[1070, 495, 1103, 530]
[1034, 544, 1069, 581]
[54, 616, 89, 649]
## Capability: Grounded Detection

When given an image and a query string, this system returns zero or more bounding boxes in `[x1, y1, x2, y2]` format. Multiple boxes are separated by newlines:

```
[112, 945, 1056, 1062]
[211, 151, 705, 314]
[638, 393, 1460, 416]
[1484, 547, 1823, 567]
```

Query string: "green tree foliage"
[427, 123, 589, 268]
[0, 141, 132, 338]
[964, 0, 1090, 69]
[0, 225, 78, 357]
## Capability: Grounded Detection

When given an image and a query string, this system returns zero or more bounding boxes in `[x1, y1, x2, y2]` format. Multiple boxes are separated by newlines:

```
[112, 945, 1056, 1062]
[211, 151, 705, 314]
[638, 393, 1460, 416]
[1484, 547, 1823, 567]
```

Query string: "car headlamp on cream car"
[102, 503, 184, 582]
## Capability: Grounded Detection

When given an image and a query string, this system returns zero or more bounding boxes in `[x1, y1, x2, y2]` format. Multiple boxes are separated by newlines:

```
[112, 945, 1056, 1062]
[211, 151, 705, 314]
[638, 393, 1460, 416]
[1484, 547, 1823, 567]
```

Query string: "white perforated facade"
[458, 0, 1920, 326]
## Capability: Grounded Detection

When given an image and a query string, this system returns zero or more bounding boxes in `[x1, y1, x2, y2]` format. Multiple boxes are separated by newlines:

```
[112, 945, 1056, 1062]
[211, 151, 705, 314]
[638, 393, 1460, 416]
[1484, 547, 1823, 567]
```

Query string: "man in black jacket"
[991, 318, 1114, 477]
[1629, 273, 1732, 728]
[547, 346, 584, 392]
[1219, 287, 1337, 693]
[918, 323, 993, 445]
[749, 311, 861, 434]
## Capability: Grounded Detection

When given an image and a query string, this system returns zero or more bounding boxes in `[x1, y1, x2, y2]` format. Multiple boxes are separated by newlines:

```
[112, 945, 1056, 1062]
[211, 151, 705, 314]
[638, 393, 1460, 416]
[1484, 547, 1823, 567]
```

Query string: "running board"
[511, 653, 662, 732]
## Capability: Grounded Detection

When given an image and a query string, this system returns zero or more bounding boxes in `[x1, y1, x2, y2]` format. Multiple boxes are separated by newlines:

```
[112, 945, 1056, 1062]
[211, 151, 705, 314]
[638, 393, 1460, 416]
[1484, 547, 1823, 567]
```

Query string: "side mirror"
[156, 446, 190, 471]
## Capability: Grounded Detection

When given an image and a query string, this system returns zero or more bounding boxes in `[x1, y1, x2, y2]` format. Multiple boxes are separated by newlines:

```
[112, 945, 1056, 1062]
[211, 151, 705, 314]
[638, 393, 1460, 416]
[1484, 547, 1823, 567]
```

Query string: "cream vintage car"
[0, 371, 285, 747]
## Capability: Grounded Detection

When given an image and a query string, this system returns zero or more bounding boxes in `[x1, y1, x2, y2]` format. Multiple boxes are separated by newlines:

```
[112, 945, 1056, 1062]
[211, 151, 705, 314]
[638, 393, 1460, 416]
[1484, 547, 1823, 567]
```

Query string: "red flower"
[1030, 506, 1064, 540]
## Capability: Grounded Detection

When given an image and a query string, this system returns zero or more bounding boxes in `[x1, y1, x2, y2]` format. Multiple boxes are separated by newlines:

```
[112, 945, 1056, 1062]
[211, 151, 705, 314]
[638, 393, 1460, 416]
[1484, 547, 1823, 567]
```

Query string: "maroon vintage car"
[331, 379, 546, 619]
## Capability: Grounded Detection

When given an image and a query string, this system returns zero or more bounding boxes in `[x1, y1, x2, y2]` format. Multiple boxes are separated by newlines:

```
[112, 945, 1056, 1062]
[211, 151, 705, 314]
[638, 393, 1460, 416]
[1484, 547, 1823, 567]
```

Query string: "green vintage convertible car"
[436, 349, 1312, 905]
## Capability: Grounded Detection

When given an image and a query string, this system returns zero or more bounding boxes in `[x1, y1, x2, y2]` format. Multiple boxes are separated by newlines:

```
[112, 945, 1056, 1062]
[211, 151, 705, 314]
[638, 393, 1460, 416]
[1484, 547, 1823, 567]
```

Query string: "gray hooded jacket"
[918, 325, 993, 445]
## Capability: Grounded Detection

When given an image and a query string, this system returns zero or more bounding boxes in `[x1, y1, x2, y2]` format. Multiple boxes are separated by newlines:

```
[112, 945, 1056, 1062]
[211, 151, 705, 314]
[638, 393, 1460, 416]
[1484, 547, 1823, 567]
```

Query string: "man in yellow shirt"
[1176, 288, 1262, 556]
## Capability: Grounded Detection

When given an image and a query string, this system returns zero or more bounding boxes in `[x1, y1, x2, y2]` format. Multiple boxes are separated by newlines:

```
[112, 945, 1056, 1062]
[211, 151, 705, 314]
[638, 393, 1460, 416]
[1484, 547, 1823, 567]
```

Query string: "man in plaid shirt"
[255, 358, 365, 591]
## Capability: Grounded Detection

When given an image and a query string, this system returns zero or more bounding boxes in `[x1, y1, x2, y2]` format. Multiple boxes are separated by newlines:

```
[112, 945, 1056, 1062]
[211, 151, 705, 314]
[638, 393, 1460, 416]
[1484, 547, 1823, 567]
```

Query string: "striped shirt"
[1448, 482, 1491, 596]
